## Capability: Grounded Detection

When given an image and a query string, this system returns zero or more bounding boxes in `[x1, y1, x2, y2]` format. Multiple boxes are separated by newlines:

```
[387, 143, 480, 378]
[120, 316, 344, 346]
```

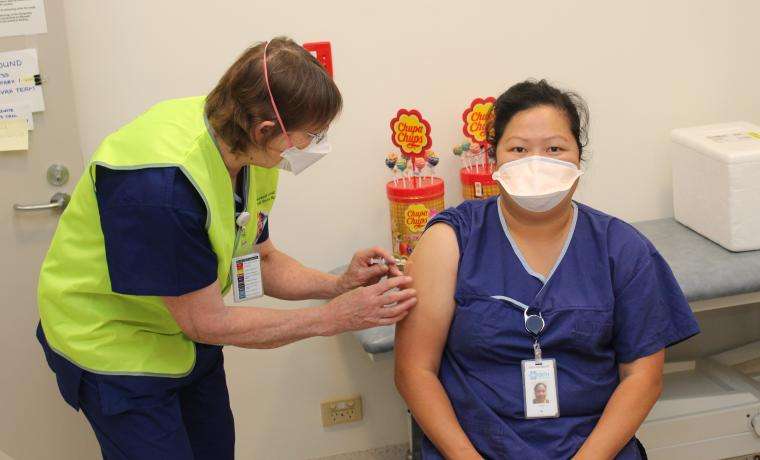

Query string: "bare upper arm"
[162, 279, 227, 344]
[256, 238, 277, 260]
[395, 223, 460, 375]
[618, 349, 665, 382]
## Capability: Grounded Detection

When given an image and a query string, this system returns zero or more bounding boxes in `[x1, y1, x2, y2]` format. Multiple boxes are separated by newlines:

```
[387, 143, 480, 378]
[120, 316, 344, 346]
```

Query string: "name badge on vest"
[231, 253, 263, 302]
[231, 211, 264, 302]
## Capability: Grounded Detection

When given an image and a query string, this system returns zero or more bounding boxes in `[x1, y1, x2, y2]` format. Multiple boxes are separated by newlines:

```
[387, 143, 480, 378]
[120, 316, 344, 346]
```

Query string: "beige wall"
[58, 1, 760, 459]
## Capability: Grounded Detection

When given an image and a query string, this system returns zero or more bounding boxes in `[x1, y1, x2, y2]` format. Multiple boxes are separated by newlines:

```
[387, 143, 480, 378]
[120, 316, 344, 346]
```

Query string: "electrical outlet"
[321, 395, 363, 427]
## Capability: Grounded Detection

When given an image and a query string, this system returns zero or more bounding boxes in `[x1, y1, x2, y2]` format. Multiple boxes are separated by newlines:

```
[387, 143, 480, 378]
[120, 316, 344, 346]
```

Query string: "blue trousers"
[38, 325, 234, 460]
[79, 350, 235, 460]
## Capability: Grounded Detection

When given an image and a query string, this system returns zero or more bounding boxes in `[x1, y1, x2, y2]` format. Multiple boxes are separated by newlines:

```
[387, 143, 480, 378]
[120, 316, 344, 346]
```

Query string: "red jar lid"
[387, 177, 445, 203]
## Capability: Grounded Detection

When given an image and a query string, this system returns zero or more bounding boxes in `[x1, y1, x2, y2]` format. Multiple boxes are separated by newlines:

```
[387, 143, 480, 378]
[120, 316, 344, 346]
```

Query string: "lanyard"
[491, 295, 545, 364]
[231, 166, 251, 254]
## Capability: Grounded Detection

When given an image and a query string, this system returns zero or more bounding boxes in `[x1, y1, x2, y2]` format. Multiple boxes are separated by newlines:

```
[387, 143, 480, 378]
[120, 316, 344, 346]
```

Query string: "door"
[0, 1, 99, 459]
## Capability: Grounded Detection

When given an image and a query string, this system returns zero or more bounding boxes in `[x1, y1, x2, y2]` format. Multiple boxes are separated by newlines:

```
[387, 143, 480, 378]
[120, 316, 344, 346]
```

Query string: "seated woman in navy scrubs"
[395, 80, 700, 459]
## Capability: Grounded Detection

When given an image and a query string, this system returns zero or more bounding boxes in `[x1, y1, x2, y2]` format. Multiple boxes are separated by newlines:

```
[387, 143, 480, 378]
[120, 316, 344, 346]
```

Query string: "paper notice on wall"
[0, 0, 46, 38]
[0, 48, 44, 112]
[0, 118, 28, 151]
[0, 102, 32, 129]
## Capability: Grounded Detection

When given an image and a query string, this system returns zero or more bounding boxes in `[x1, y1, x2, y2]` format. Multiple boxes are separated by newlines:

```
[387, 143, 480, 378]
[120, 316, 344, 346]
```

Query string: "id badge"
[522, 358, 560, 419]
[231, 253, 263, 302]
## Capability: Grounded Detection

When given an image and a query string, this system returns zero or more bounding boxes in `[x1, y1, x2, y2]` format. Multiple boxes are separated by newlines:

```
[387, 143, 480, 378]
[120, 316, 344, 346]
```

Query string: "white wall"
[60, 1, 760, 458]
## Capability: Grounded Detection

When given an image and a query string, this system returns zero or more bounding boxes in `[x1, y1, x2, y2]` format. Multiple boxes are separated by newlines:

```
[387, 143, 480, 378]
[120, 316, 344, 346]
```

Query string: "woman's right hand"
[322, 275, 416, 335]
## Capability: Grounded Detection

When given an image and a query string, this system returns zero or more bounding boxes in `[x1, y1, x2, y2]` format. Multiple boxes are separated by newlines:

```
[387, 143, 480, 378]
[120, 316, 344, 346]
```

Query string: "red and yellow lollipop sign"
[390, 109, 432, 157]
[404, 204, 430, 233]
[462, 97, 495, 143]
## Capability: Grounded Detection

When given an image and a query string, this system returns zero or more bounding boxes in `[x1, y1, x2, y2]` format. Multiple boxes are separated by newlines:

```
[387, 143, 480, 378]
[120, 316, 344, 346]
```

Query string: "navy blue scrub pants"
[38, 324, 235, 460]
[80, 344, 234, 460]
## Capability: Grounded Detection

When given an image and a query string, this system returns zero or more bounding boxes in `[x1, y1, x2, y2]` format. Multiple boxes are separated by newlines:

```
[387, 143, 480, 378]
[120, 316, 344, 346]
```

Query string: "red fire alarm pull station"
[303, 41, 333, 77]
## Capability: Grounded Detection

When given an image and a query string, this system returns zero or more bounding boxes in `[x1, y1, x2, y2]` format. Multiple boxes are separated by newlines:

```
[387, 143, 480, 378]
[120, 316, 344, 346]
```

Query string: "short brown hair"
[206, 36, 342, 154]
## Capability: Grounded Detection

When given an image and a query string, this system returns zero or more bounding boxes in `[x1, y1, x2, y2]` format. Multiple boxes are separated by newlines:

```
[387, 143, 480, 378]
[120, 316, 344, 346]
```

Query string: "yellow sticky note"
[0, 119, 28, 151]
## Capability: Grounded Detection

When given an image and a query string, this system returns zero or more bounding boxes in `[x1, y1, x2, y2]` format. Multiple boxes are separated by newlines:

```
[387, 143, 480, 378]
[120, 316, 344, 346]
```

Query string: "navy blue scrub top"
[38, 165, 269, 409]
[94, 165, 269, 295]
[420, 196, 700, 459]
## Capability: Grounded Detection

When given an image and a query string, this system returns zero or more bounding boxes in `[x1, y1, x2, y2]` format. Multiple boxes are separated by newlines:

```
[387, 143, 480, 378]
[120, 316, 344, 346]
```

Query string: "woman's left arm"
[573, 350, 665, 460]
[258, 239, 402, 301]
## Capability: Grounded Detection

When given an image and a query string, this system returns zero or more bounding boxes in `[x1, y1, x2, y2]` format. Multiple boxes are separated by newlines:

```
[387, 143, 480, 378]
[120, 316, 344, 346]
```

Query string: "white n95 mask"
[492, 156, 583, 212]
[277, 136, 331, 175]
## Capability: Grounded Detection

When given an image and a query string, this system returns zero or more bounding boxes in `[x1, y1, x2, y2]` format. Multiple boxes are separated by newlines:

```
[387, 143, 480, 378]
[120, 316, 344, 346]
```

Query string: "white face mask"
[492, 156, 583, 212]
[277, 136, 331, 175]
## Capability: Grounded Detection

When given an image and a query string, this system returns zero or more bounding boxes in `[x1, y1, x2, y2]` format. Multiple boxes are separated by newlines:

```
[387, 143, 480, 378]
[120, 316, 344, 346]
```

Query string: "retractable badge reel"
[236, 211, 251, 228]
[236, 211, 251, 247]
[524, 309, 545, 364]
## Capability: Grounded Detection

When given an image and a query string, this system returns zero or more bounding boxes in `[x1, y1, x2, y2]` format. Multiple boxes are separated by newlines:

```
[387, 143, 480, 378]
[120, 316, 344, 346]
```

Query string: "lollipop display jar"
[460, 164, 499, 200]
[454, 97, 499, 201]
[386, 177, 445, 261]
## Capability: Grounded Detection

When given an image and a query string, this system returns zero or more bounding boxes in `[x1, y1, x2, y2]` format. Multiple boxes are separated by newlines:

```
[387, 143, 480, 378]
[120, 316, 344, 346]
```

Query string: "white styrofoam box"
[670, 121, 760, 252]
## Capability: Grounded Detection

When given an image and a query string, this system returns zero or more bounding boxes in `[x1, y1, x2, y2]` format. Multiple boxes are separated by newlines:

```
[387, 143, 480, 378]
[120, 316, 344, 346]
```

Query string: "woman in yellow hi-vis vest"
[36, 37, 416, 459]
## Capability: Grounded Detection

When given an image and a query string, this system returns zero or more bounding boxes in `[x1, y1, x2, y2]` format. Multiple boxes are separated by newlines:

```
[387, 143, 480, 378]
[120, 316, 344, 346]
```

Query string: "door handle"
[13, 192, 71, 212]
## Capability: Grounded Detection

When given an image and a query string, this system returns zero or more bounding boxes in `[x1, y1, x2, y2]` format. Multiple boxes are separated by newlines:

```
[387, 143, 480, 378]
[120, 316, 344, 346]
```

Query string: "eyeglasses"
[491, 295, 545, 336]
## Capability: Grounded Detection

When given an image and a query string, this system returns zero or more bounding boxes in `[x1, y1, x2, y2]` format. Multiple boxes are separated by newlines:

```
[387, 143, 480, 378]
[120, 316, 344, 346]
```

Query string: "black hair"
[487, 79, 589, 158]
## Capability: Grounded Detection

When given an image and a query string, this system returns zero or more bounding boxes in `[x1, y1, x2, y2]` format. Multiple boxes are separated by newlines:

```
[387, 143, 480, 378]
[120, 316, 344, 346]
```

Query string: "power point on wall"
[321, 395, 363, 427]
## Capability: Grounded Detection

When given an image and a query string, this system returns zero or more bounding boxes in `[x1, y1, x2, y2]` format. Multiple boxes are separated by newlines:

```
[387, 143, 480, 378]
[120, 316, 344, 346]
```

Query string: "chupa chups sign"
[462, 97, 495, 144]
[390, 108, 432, 158]
[404, 204, 430, 233]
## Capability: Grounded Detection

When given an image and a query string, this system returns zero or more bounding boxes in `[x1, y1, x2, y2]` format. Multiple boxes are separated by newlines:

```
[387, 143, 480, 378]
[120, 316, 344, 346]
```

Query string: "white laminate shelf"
[640, 343, 760, 460]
